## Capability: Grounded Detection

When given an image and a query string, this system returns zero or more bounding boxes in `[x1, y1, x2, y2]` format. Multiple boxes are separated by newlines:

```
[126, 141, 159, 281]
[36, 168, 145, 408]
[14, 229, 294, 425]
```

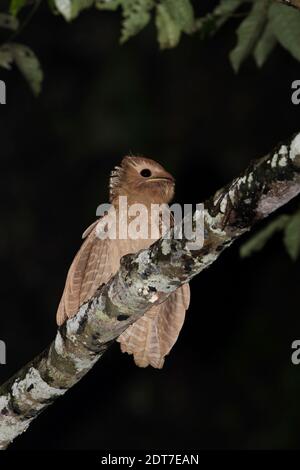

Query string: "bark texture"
[280, 0, 300, 10]
[1, 132, 300, 449]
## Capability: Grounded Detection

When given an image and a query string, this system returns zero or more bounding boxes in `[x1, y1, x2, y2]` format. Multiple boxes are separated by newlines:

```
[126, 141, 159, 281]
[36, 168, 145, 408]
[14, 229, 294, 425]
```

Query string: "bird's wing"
[56, 219, 117, 326]
[117, 283, 190, 368]
[81, 220, 99, 239]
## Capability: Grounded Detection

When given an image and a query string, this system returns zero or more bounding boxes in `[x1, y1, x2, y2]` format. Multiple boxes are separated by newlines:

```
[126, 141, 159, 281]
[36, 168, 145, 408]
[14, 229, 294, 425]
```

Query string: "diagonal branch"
[279, 0, 300, 10]
[1, 133, 300, 449]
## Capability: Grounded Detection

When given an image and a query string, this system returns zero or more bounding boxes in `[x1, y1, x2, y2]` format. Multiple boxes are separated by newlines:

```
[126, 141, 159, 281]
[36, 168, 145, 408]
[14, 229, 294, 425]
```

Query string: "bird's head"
[109, 156, 175, 204]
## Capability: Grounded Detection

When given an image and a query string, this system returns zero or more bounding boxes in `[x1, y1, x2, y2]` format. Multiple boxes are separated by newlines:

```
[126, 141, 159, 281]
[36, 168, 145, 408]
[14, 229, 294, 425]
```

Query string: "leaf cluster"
[1, 1, 300, 93]
[240, 210, 300, 261]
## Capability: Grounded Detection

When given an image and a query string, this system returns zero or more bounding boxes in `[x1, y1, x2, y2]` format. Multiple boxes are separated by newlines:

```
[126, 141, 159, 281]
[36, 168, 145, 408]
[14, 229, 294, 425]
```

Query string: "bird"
[56, 156, 190, 368]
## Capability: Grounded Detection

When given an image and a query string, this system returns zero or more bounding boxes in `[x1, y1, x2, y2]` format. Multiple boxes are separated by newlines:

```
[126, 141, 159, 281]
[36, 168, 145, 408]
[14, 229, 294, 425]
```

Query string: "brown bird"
[56, 156, 190, 368]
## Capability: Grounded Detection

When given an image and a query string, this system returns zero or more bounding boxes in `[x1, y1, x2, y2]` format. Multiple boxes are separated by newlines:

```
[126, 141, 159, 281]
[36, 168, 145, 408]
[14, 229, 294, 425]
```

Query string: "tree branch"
[1, 132, 300, 449]
[279, 0, 300, 10]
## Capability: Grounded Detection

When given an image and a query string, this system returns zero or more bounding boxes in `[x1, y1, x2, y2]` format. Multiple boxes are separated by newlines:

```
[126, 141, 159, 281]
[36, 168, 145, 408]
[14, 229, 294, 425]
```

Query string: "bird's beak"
[149, 173, 175, 184]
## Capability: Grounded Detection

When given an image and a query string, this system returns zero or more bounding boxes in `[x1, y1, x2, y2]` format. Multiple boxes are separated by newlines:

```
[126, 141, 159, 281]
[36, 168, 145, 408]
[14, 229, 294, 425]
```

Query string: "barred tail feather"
[117, 283, 190, 368]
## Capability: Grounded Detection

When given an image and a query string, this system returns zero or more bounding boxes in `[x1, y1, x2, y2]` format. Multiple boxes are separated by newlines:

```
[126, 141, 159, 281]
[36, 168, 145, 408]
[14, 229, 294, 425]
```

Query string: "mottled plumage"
[56, 156, 190, 368]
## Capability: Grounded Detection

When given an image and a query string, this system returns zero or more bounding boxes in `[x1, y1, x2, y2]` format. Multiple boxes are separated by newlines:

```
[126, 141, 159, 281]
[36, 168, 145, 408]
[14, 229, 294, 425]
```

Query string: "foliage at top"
[0, 0, 300, 95]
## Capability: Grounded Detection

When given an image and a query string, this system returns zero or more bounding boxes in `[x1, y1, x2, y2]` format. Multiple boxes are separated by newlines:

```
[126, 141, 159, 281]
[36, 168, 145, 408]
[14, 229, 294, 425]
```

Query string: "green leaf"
[0, 46, 14, 70]
[9, 0, 27, 17]
[240, 215, 290, 258]
[54, 0, 95, 21]
[284, 211, 300, 261]
[95, 0, 122, 11]
[97, 0, 154, 42]
[48, 0, 58, 14]
[121, 0, 154, 44]
[195, 0, 245, 39]
[214, 0, 246, 29]
[254, 23, 277, 67]
[54, 0, 73, 20]
[195, 14, 217, 39]
[230, 0, 270, 73]
[163, 0, 195, 34]
[10, 43, 43, 95]
[155, 0, 195, 48]
[155, 3, 181, 49]
[269, 3, 300, 62]
[0, 43, 43, 94]
[0, 13, 19, 30]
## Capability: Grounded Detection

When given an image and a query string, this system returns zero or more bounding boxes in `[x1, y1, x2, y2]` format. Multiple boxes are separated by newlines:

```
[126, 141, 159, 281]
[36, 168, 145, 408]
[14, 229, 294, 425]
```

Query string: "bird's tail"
[117, 283, 190, 368]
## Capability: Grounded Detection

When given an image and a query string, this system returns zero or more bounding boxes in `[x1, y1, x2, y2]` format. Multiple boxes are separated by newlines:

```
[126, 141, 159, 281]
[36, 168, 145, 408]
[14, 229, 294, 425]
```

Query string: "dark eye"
[140, 169, 152, 178]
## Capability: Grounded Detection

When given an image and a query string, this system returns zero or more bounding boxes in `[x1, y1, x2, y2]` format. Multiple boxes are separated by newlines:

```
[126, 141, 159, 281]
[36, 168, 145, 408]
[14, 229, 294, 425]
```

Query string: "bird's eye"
[140, 169, 152, 178]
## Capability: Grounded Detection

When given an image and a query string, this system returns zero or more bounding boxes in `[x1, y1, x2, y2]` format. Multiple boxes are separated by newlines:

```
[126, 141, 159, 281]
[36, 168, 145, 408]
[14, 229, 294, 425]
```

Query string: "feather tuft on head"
[109, 155, 175, 204]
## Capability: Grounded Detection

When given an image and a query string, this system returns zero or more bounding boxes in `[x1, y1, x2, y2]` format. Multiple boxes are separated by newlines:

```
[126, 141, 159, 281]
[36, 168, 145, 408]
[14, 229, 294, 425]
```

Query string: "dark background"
[0, 0, 300, 450]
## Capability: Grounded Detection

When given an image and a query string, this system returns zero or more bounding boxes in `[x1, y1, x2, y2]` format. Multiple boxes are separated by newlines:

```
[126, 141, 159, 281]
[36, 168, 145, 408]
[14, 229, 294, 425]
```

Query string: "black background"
[0, 0, 300, 450]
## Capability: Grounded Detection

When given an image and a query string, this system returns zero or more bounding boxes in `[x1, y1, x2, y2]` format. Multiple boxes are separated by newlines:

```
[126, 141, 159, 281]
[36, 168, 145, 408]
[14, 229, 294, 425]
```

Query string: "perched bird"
[56, 156, 190, 368]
